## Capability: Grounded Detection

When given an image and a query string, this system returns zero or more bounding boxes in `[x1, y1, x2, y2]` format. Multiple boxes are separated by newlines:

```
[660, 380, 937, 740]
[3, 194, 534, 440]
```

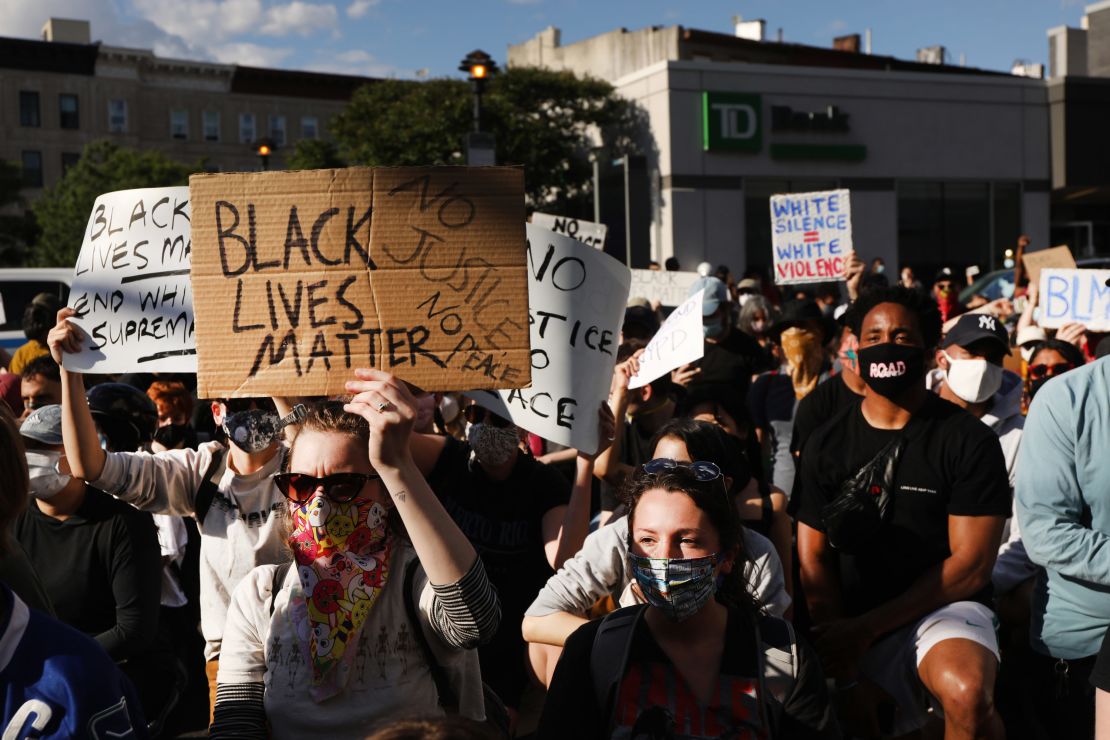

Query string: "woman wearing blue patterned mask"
[537, 461, 838, 739]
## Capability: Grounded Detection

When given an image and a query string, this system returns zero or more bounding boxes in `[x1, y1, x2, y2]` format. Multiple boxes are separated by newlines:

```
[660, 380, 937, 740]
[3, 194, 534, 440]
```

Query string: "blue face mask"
[629, 552, 720, 622]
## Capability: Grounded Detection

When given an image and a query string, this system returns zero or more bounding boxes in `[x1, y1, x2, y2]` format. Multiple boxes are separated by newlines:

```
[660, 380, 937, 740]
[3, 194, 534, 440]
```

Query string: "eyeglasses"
[271, 472, 378, 505]
[642, 458, 722, 481]
[462, 404, 513, 428]
[1029, 363, 1073, 380]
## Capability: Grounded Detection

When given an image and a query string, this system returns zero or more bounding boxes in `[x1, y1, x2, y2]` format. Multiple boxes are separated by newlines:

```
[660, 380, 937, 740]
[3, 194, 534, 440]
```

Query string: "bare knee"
[933, 666, 995, 731]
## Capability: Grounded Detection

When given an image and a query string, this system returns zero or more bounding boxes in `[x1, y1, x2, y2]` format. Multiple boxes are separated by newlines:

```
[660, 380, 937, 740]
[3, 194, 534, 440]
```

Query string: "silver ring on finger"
[376, 401, 390, 412]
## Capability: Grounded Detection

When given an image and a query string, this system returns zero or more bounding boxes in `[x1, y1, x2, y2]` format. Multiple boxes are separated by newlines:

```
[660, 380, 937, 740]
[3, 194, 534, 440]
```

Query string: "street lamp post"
[459, 50, 497, 165]
[254, 137, 276, 171]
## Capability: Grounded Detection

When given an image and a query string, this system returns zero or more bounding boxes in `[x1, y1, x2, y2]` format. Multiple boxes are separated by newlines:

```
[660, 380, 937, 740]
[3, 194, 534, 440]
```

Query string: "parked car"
[957, 257, 1110, 305]
[0, 268, 72, 352]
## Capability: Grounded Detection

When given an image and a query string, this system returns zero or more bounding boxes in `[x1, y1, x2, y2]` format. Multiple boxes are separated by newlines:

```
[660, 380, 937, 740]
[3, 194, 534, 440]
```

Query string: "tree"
[286, 139, 347, 170]
[328, 68, 643, 213]
[30, 141, 198, 267]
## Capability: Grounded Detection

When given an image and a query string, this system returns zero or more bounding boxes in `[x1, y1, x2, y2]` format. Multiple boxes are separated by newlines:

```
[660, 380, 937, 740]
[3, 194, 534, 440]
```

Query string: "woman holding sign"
[211, 376, 500, 738]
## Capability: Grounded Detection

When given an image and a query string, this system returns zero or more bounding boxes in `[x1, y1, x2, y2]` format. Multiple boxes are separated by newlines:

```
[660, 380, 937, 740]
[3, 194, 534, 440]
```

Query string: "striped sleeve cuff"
[429, 557, 501, 649]
[210, 682, 267, 739]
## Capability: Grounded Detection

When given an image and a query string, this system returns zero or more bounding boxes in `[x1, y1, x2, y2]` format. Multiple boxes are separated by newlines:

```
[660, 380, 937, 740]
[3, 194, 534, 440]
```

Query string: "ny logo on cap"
[979, 315, 997, 332]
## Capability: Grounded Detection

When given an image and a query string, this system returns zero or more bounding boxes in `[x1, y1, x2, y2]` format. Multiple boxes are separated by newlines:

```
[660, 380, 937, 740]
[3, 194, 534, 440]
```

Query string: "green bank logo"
[702, 92, 761, 152]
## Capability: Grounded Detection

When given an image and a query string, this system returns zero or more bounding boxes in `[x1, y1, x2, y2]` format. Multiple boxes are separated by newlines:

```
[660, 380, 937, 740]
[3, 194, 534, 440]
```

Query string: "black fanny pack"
[820, 436, 905, 553]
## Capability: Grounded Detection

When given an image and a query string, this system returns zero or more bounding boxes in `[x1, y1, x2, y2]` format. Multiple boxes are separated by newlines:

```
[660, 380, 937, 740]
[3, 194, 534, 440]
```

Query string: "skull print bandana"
[288, 494, 391, 702]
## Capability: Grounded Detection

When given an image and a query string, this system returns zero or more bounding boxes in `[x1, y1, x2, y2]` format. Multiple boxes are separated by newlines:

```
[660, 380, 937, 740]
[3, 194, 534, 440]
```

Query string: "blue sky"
[5, 0, 1091, 79]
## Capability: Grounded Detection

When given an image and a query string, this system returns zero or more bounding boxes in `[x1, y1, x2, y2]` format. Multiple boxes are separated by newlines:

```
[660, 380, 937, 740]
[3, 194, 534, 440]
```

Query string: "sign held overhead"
[531, 212, 607, 250]
[628, 269, 700, 307]
[628, 290, 704, 390]
[189, 166, 531, 398]
[770, 189, 852, 285]
[1039, 268, 1110, 332]
[63, 186, 195, 374]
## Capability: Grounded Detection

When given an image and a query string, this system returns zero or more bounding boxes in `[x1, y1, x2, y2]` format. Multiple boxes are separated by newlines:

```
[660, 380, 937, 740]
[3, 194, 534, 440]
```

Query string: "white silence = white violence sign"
[628, 291, 704, 389]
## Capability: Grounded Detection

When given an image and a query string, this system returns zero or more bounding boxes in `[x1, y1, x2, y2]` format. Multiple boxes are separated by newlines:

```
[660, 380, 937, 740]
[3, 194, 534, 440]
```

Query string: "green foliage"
[286, 139, 347, 170]
[328, 68, 643, 213]
[30, 141, 198, 267]
[0, 161, 35, 267]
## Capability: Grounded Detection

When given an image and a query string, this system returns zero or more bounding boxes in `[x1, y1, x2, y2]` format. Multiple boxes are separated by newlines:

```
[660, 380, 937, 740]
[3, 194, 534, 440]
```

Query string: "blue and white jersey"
[0, 585, 148, 739]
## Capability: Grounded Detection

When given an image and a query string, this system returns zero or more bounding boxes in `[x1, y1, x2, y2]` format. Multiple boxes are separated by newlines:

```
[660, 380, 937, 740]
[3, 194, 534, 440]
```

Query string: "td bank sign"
[701, 91, 867, 161]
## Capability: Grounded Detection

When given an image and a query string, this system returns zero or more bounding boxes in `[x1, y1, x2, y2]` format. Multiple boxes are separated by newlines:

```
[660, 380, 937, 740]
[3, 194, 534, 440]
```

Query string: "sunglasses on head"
[642, 458, 722, 481]
[462, 405, 513, 428]
[271, 472, 378, 505]
[1029, 362, 1073, 380]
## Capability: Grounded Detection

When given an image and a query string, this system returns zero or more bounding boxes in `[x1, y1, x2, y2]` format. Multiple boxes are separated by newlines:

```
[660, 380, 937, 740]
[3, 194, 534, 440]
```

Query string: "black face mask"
[857, 343, 926, 399]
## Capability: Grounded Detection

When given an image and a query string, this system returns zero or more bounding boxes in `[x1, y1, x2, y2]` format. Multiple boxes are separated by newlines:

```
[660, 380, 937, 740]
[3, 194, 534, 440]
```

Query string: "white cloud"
[346, 0, 378, 18]
[308, 48, 407, 78]
[259, 1, 339, 36]
[210, 41, 294, 66]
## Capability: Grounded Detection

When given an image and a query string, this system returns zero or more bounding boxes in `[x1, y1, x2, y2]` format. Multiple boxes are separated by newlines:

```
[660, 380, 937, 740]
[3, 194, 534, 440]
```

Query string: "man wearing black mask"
[794, 286, 1010, 739]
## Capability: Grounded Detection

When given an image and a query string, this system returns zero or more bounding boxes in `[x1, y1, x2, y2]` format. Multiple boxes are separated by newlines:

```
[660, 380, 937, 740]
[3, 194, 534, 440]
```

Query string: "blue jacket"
[1017, 357, 1110, 659]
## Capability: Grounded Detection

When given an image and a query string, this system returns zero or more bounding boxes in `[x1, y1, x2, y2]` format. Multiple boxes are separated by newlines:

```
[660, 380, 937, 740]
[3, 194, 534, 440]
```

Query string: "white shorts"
[857, 601, 1000, 736]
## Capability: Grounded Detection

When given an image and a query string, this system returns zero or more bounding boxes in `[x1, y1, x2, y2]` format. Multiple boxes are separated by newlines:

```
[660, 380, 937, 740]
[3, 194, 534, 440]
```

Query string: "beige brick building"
[1, 19, 376, 198]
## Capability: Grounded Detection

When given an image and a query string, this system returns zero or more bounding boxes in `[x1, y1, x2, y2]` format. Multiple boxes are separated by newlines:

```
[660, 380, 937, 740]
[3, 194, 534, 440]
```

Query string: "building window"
[19, 91, 41, 128]
[269, 115, 286, 147]
[203, 111, 221, 142]
[21, 151, 43, 188]
[239, 113, 256, 144]
[108, 99, 128, 133]
[59, 94, 79, 129]
[170, 110, 188, 140]
[301, 116, 319, 140]
[897, 181, 992, 277]
[61, 152, 81, 175]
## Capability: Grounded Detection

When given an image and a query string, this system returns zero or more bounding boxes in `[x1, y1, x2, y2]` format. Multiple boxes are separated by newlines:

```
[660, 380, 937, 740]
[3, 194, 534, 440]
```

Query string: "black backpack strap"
[269, 562, 291, 617]
[403, 557, 459, 712]
[194, 446, 226, 526]
[589, 604, 647, 735]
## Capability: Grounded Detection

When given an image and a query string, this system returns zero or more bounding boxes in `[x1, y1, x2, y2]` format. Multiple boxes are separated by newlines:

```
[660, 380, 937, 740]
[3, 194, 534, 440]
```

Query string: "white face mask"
[737, 294, 753, 307]
[942, 351, 1003, 404]
[749, 319, 767, 335]
[26, 450, 72, 500]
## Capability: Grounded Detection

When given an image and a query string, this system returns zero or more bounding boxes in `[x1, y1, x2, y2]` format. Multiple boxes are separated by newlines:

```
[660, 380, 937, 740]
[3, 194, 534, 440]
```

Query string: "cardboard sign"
[1023, 245, 1076, 286]
[628, 269, 700, 307]
[469, 224, 630, 453]
[770, 189, 852, 285]
[189, 167, 530, 398]
[531, 212, 607, 250]
[1039, 268, 1110, 331]
[62, 187, 195, 373]
[628, 291, 704, 390]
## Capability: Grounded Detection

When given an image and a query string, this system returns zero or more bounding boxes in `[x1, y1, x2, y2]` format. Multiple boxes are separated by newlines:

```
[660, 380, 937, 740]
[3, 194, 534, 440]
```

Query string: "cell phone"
[966, 266, 981, 279]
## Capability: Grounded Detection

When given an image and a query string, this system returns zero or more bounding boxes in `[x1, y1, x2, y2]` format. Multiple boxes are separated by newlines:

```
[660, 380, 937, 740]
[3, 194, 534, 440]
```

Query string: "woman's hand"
[47, 307, 82, 364]
[582, 401, 617, 461]
[344, 369, 418, 472]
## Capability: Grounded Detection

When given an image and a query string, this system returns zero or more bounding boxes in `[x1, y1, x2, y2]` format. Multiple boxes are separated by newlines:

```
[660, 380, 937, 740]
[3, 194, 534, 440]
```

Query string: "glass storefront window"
[898, 181, 996, 278]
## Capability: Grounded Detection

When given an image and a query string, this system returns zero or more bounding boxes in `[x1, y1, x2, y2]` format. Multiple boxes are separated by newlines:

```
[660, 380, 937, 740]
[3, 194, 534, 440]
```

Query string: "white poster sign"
[628, 291, 704, 389]
[531, 212, 607, 250]
[770, 188, 852, 285]
[469, 224, 630, 453]
[63, 186, 195, 373]
[1039, 268, 1110, 331]
[628, 269, 700, 307]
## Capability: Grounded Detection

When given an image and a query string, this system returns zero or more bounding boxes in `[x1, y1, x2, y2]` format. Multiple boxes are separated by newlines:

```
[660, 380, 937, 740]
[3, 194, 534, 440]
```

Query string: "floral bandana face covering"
[629, 552, 720, 622]
[288, 493, 391, 702]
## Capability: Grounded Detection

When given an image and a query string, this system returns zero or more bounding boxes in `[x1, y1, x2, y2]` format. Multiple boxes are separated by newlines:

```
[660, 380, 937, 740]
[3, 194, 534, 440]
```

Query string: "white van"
[0, 268, 73, 352]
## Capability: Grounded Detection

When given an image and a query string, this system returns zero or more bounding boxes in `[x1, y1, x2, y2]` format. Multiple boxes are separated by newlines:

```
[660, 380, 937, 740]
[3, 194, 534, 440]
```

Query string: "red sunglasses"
[1029, 363, 1073, 380]
[272, 472, 378, 505]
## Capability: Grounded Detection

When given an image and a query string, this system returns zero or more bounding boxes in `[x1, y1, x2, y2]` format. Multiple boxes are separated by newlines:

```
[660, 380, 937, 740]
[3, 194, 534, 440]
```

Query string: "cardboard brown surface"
[189, 166, 530, 398]
[1022, 245, 1076, 285]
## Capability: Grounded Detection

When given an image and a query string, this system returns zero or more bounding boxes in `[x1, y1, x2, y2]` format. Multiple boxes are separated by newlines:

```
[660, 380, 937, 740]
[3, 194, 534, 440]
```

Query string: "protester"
[664, 257, 680, 272]
[8, 293, 60, 375]
[12, 405, 172, 727]
[1, 404, 149, 738]
[672, 276, 769, 395]
[748, 300, 834, 494]
[1022, 338, 1085, 412]
[522, 419, 792, 686]
[48, 307, 295, 718]
[619, 303, 660, 343]
[406, 398, 609, 725]
[148, 380, 200, 451]
[537, 460, 836, 739]
[1016, 352, 1110, 737]
[933, 267, 965, 323]
[900, 266, 923, 292]
[211, 383, 500, 738]
[0, 372, 22, 417]
[0, 403, 53, 614]
[19, 354, 61, 421]
[795, 286, 1010, 738]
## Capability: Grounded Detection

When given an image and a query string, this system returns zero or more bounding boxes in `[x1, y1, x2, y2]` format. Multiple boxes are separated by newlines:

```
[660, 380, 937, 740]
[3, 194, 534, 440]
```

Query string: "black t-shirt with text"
[794, 394, 1010, 616]
[788, 375, 863, 515]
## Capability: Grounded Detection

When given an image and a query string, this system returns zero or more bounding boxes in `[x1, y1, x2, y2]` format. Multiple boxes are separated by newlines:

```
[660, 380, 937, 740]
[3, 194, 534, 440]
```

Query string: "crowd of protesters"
[3, 233, 1110, 740]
